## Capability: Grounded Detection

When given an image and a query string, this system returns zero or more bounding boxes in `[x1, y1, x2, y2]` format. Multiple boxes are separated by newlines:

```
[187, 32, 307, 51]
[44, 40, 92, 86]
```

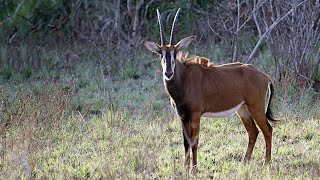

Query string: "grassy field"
[0, 47, 320, 179]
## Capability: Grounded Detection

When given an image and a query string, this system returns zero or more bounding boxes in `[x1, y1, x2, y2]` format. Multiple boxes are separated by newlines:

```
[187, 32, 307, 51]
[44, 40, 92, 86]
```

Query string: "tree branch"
[246, 0, 307, 64]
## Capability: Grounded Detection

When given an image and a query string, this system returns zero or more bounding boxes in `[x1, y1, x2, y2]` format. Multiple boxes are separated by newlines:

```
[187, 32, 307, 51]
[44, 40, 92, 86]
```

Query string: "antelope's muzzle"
[165, 71, 174, 79]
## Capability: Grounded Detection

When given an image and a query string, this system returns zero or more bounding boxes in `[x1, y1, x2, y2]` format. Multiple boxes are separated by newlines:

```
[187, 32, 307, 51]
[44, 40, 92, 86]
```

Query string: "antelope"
[144, 8, 277, 171]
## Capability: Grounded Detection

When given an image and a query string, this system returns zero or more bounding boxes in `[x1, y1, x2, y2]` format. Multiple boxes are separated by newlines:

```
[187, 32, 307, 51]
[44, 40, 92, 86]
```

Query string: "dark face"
[144, 36, 196, 80]
[160, 45, 177, 80]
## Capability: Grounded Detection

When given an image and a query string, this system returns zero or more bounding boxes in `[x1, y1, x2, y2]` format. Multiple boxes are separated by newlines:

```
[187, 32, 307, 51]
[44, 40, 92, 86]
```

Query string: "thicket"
[0, 0, 320, 88]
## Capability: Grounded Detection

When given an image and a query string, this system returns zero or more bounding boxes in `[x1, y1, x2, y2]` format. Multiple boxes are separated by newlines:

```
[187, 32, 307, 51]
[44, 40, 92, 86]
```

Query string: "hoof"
[263, 160, 271, 165]
[191, 165, 198, 174]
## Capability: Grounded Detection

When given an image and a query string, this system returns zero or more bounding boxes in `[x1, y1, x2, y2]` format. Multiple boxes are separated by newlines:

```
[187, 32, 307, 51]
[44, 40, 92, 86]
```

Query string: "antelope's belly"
[202, 102, 243, 118]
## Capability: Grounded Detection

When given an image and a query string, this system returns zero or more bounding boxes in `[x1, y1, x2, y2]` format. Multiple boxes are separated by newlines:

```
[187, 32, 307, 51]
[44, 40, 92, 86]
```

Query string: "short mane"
[176, 51, 212, 66]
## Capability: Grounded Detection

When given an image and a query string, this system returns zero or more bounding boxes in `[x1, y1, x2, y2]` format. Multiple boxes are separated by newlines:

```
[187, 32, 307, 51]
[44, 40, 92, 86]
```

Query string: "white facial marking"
[202, 102, 244, 119]
[161, 50, 166, 64]
[170, 51, 175, 74]
[161, 50, 166, 72]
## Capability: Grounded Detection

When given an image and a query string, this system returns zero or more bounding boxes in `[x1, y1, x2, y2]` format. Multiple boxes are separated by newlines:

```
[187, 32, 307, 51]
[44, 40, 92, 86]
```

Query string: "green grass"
[1, 101, 319, 178]
[0, 47, 320, 179]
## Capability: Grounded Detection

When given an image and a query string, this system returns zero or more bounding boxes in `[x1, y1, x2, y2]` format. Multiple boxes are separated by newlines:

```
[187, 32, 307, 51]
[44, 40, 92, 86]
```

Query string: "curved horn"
[169, 8, 181, 45]
[157, 9, 165, 46]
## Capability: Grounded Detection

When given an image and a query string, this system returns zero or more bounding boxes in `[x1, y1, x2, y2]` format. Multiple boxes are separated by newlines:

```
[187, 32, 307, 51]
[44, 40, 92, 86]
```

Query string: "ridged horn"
[157, 9, 165, 46]
[169, 8, 181, 45]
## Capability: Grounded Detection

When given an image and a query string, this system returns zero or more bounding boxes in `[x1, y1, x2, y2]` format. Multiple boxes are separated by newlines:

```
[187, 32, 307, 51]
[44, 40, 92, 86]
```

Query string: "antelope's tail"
[266, 82, 278, 121]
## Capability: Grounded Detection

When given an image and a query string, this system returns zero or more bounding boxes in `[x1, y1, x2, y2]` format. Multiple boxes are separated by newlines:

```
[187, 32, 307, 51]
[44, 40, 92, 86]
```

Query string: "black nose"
[165, 72, 174, 78]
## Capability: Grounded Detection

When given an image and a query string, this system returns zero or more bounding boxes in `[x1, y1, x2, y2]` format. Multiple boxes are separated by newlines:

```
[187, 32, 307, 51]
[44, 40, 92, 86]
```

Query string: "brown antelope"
[144, 8, 276, 171]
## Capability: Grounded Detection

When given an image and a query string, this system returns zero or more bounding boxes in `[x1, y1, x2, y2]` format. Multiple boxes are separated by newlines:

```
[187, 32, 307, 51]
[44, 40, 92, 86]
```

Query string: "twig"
[246, 0, 307, 63]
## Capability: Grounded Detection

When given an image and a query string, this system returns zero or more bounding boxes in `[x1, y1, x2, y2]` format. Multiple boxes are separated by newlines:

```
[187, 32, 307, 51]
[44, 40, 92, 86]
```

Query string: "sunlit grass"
[1, 76, 319, 179]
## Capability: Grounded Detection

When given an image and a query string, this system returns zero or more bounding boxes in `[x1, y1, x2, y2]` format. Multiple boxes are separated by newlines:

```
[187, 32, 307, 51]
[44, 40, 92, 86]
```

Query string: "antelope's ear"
[175, 36, 196, 51]
[144, 41, 161, 54]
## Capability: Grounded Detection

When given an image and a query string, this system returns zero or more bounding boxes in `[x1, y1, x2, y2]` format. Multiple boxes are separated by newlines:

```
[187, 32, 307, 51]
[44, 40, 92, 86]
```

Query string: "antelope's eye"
[170, 51, 176, 60]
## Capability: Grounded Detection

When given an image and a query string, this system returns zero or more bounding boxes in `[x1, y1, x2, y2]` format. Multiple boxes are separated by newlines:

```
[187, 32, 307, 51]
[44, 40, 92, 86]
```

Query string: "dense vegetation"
[1, 0, 320, 86]
[0, 0, 320, 179]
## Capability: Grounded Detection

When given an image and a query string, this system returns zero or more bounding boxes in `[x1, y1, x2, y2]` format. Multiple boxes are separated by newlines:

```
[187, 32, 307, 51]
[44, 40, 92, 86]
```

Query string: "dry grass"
[0, 71, 320, 179]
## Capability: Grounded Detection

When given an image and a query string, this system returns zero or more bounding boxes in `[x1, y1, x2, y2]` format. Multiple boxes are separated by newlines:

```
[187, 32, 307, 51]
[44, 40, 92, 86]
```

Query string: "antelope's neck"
[164, 61, 191, 121]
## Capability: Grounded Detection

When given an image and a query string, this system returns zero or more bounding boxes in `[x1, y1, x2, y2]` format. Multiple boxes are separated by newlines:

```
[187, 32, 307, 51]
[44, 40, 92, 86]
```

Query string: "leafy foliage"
[0, 0, 66, 41]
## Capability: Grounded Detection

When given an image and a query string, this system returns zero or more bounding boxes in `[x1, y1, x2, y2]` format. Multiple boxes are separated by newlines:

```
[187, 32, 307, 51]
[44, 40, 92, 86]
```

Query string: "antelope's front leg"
[181, 120, 191, 168]
[191, 112, 201, 173]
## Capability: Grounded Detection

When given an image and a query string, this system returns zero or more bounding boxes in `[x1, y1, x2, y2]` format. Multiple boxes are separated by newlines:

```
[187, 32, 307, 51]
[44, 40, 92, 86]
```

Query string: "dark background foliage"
[0, 0, 319, 88]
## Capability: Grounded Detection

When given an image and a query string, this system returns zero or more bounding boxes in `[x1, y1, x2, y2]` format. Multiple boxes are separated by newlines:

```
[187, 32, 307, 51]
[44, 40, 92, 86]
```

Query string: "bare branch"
[246, 0, 307, 64]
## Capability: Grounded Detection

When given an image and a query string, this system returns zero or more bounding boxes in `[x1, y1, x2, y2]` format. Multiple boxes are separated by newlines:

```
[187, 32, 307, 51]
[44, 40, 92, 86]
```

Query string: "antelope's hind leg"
[237, 105, 259, 162]
[247, 104, 273, 163]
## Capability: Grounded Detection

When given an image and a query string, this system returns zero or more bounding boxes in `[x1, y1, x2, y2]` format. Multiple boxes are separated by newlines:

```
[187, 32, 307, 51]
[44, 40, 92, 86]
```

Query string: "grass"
[1, 97, 319, 178]
[0, 46, 320, 179]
